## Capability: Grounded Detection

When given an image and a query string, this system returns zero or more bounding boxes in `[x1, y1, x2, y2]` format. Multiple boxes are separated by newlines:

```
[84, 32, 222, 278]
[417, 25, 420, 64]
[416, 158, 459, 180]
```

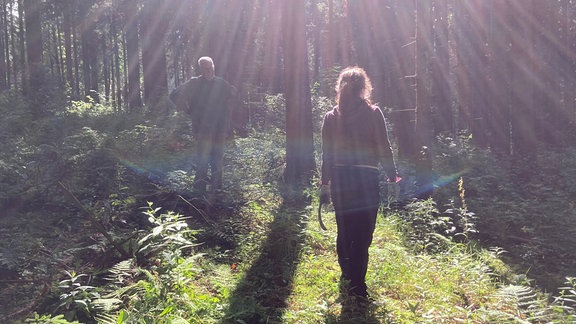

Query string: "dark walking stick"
[317, 200, 327, 230]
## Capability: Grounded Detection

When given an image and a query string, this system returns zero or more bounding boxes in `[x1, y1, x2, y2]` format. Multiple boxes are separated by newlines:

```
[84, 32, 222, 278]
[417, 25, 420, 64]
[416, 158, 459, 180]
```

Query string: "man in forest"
[169, 56, 235, 196]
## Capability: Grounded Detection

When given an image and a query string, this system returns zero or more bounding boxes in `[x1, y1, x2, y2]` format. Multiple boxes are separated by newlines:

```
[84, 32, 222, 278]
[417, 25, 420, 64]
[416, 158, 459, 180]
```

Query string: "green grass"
[55, 192, 570, 324]
[135, 195, 561, 324]
[16, 159, 576, 323]
[280, 210, 508, 323]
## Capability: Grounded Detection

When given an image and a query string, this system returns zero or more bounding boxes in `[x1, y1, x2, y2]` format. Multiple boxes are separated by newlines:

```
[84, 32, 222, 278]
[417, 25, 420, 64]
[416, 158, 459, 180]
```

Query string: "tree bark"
[122, 0, 142, 111]
[0, 0, 7, 91]
[281, 0, 316, 191]
[23, 0, 42, 71]
[22, 0, 51, 115]
[18, 0, 26, 88]
[141, 0, 168, 108]
[112, 10, 122, 111]
[62, 0, 76, 97]
[79, 1, 99, 103]
[414, 0, 434, 197]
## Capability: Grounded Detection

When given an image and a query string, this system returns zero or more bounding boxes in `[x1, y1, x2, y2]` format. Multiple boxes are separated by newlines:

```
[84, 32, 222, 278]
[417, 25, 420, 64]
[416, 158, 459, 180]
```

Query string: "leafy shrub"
[432, 132, 576, 292]
[25, 313, 80, 323]
[91, 205, 210, 323]
[136, 202, 197, 265]
[0, 90, 32, 138]
[113, 121, 194, 177]
[311, 84, 334, 135]
[65, 97, 115, 118]
[397, 198, 454, 252]
[56, 271, 99, 322]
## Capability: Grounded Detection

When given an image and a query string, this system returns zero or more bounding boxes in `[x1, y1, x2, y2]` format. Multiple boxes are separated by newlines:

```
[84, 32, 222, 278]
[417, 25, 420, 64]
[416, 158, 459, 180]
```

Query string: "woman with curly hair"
[319, 66, 400, 305]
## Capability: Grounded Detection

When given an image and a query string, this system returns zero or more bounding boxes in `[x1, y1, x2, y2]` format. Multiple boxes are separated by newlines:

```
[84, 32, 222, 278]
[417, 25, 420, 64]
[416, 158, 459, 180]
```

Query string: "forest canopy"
[1, 0, 575, 156]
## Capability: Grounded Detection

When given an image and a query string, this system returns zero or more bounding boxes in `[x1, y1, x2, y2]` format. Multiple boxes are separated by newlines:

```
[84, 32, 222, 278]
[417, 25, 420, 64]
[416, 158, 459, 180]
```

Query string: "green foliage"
[91, 204, 217, 323]
[65, 97, 115, 118]
[112, 119, 195, 182]
[263, 93, 286, 131]
[227, 132, 285, 190]
[25, 313, 80, 324]
[555, 277, 576, 312]
[494, 284, 566, 322]
[311, 84, 335, 135]
[443, 177, 478, 243]
[432, 133, 576, 290]
[0, 90, 33, 138]
[317, 65, 343, 99]
[136, 202, 197, 264]
[242, 92, 286, 132]
[394, 184, 478, 253]
[56, 270, 100, 321]
[397, 198, 454, 252]
[243, 88, 333, 144]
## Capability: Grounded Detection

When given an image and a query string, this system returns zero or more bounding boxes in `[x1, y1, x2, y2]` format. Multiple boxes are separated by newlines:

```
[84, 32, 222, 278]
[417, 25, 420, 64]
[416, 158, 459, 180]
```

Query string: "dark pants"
[193, 137, 225, 194]
[331, 166, 380, 298]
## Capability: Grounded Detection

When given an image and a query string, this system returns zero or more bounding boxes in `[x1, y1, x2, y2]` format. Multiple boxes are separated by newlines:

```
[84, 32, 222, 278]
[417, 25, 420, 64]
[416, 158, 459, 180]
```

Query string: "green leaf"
[158, 306, 174, 316]
[116, 310, 128, 324]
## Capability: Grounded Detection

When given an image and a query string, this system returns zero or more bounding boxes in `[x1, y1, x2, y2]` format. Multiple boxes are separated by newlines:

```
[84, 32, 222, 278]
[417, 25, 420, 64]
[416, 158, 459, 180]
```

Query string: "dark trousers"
[331, 166, 380, 297]
[193, 138, 225, 194]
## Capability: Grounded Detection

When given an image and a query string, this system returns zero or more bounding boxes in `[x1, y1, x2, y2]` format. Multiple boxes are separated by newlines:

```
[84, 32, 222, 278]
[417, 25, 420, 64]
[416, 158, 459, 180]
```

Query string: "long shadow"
[220, 193, 309, 323]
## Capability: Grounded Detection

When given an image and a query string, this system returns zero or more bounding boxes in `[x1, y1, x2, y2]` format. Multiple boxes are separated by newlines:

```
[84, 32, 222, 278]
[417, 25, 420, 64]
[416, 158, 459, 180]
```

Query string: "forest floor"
[2, 182, 572, 323]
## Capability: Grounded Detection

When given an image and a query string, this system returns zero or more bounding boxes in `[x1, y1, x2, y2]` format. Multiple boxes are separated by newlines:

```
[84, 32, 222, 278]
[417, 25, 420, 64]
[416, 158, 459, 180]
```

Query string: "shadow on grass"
[220, 193, 310, 323]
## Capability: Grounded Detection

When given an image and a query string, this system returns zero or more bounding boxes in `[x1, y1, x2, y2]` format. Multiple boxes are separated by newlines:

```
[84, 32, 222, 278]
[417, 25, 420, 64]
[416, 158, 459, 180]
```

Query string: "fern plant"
[399, 198, 454, 252]
[87, 204, 207, 323]
[495, 284, 573, 323]
[554, 277, 576, 317]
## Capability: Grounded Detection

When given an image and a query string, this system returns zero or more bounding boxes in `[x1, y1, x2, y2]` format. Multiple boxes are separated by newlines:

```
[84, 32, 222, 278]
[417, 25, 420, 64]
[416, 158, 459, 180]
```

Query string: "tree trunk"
[8, 0, 18, 86]
[23, 0, 43, 97]
[62, 0, 76, 97]
[122, 0, 142, 111]
[566, 1, 576, 137]
[0, 0, 7, 91]
[102, 34, 110, 103]
[23, 0, 42, 70]
[509, 0, 537, 158]
[112, 10, 122, 111]
[141, 0, 168, 108]
[388, 0, 417, 159]
[430, 0, 453, 136]
[326, 0, 334, 70]
[282, 0, 316, 191]
[414, 0, 434, 198]
[17, 0, 25, 87]
[79, 1, 99, 103]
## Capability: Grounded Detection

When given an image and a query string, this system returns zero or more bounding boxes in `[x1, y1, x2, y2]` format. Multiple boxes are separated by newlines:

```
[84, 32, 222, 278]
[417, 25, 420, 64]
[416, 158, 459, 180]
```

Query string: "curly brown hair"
[335, 66, 373, 108]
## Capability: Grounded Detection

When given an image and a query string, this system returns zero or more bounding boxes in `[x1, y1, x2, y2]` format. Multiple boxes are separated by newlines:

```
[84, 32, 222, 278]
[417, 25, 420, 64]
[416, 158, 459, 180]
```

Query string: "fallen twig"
[58, 181, 130, 259]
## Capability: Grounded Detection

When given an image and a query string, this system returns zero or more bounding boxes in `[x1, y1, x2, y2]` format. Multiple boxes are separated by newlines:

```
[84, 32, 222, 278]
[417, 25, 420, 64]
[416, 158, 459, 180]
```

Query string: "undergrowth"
[0, 91, 575, 323]
[29, 198, 573, 323]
